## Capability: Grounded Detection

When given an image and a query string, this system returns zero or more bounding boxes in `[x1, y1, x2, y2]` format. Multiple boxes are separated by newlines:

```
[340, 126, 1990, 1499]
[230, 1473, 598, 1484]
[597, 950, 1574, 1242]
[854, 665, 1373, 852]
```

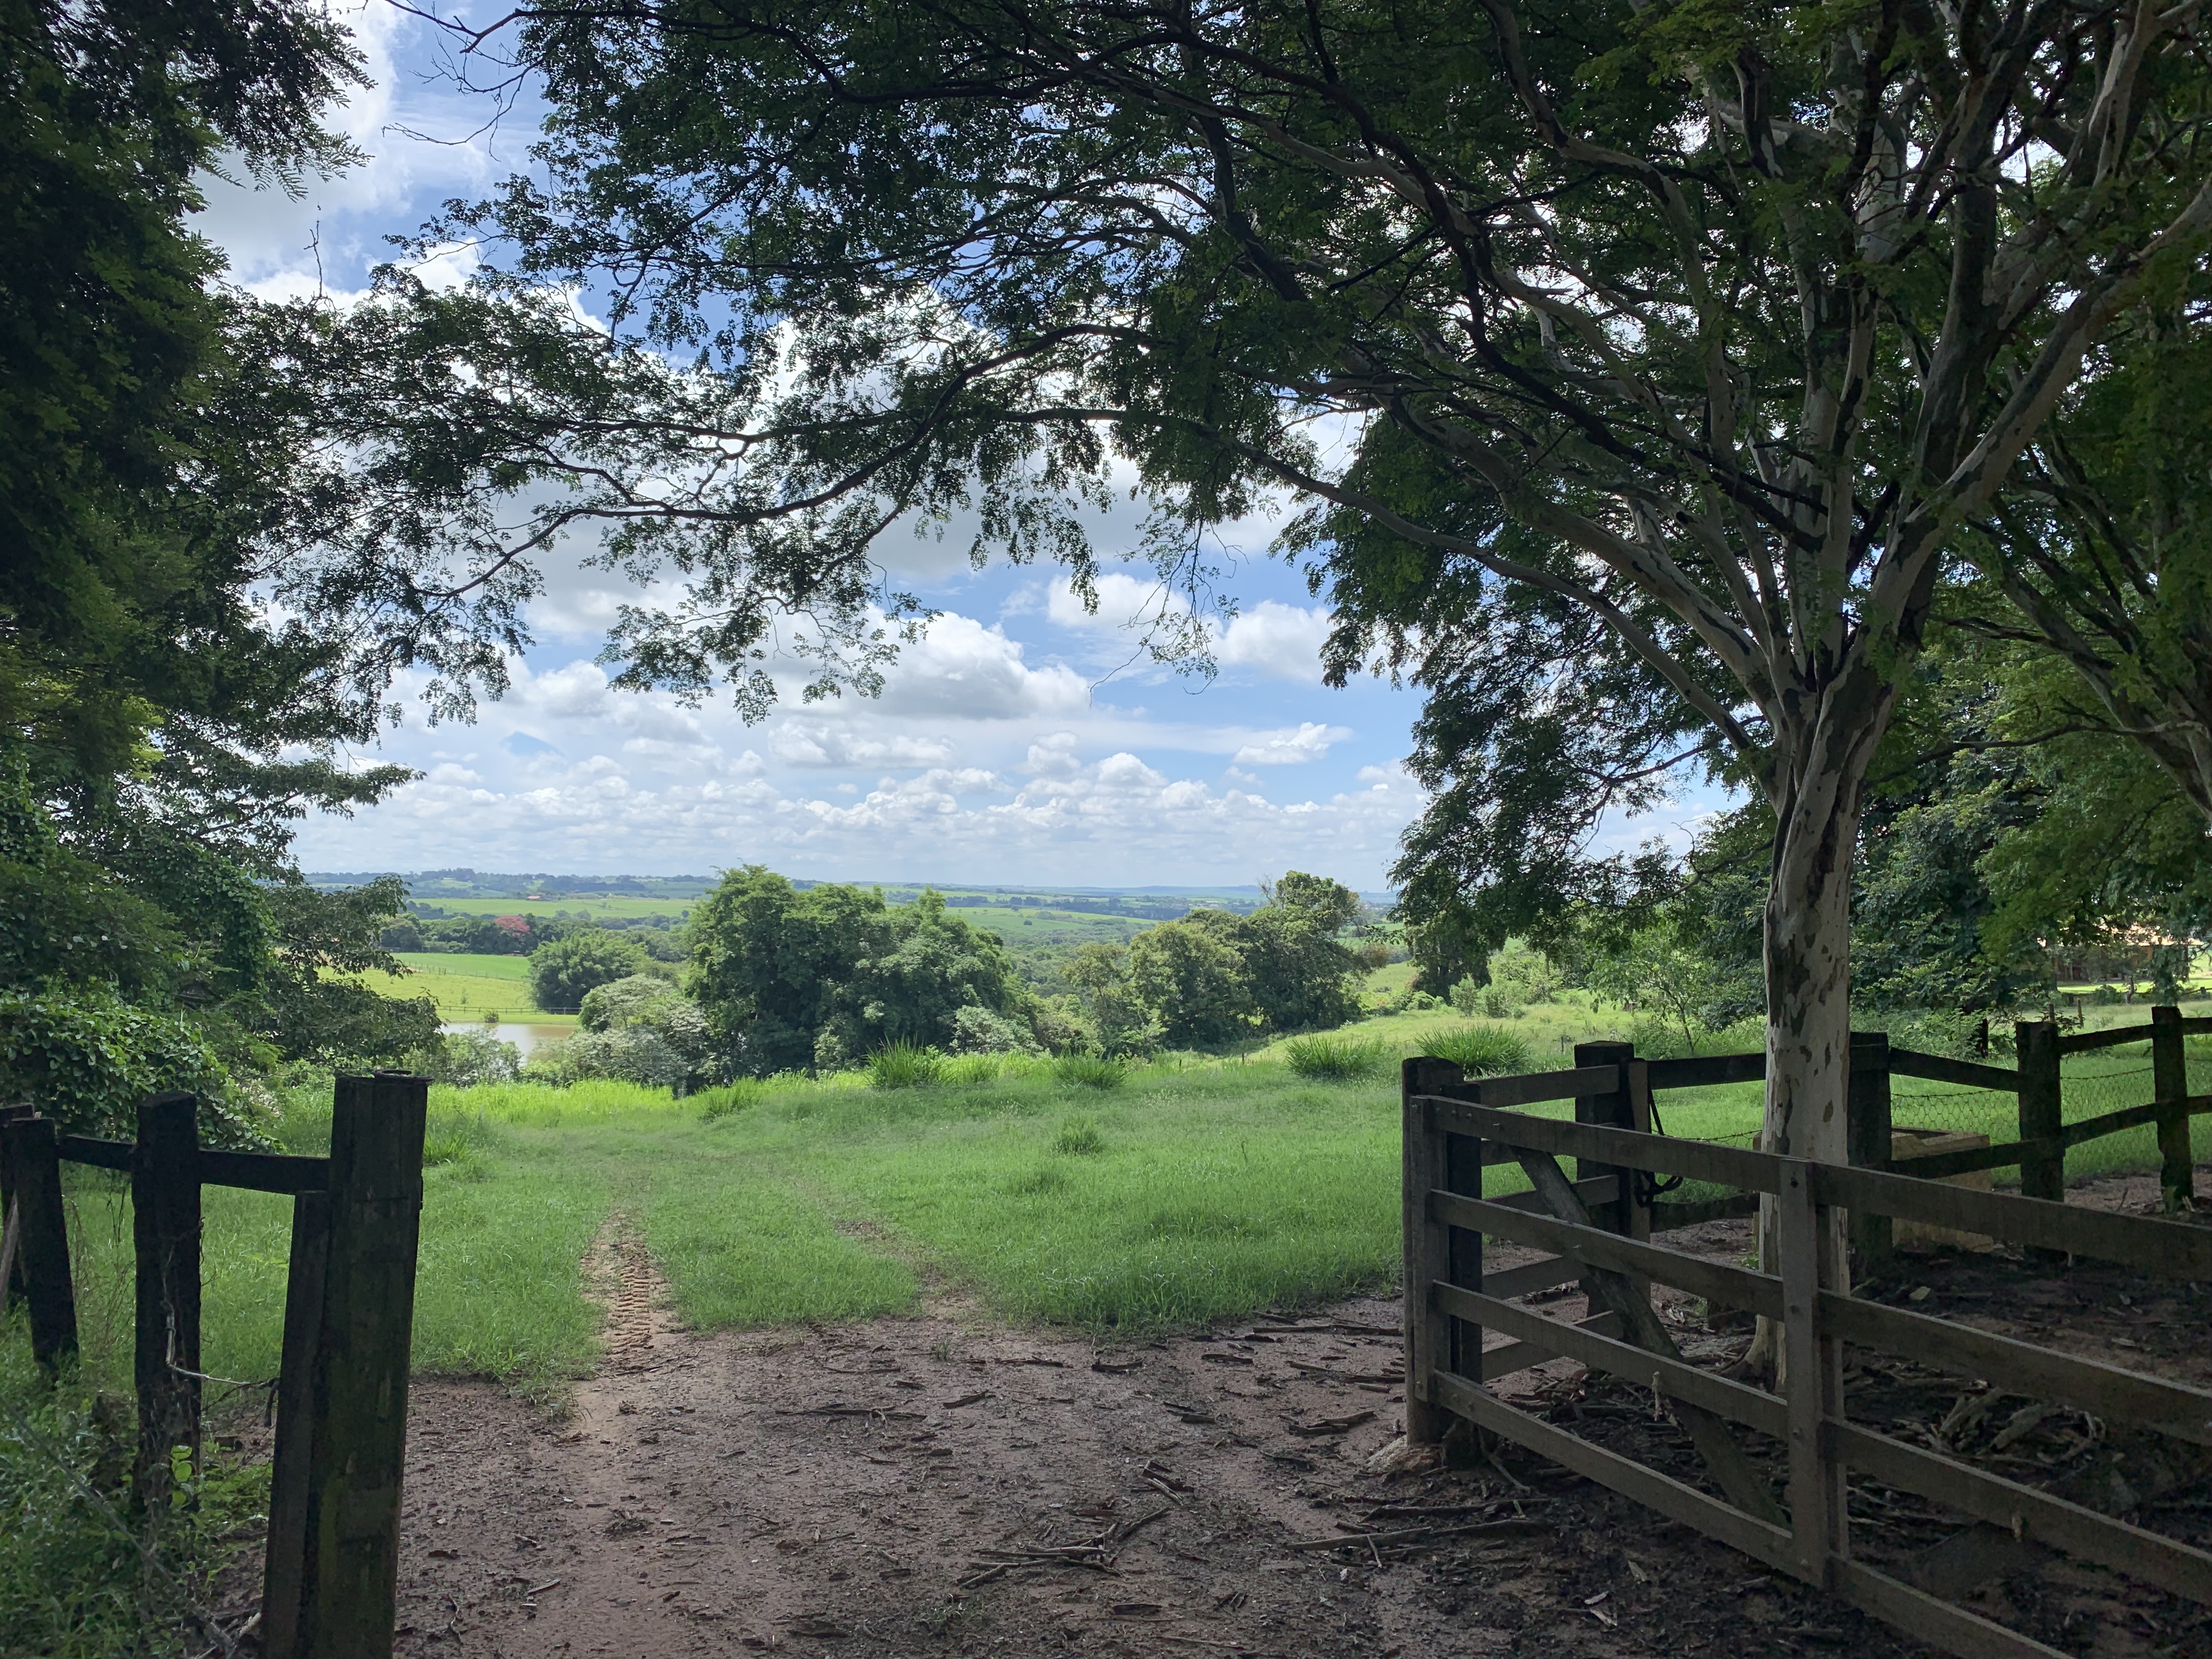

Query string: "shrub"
[868, 1041, 945, 1088]
[1052, 1115, 1107, 1154]
[1414, 1023, 1533, 1076]
[1283, 1032, 1389, 1080]
[947, 1005, 1040, 1055]
[1053, 1052, 1126, 1089]
[528, 930, 654, 1013]
[939, 1052, 1003, 1087]
[696, 1079, 766, 1120]
[404, 1026, 521, 1088]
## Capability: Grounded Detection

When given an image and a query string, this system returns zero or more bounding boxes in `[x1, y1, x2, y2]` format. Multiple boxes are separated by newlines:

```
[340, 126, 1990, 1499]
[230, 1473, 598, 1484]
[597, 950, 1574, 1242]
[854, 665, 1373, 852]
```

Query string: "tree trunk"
[1745, 710, 1877, 1376]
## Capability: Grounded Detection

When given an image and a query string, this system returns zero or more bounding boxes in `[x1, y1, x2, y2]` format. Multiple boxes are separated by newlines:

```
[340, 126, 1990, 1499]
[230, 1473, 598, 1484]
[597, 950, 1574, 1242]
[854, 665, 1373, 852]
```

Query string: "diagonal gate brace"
[1515, 1149, 1787, 1526]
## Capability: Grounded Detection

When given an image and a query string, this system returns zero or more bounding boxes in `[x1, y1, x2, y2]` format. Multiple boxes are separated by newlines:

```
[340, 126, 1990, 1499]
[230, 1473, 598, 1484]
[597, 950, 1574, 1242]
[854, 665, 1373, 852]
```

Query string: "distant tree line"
[515, 866, 1374, 1084]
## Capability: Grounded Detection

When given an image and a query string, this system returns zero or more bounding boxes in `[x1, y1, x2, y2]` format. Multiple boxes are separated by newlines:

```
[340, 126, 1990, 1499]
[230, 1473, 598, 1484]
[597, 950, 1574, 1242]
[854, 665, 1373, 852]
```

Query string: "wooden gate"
[1402, 1052, 2212, 1659]
[1, 1073, 427, 1659]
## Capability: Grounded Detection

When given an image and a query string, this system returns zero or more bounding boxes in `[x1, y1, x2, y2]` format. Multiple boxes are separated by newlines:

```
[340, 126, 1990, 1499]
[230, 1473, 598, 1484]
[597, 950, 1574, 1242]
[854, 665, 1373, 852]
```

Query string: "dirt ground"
[279, 1172, 2212, 1659]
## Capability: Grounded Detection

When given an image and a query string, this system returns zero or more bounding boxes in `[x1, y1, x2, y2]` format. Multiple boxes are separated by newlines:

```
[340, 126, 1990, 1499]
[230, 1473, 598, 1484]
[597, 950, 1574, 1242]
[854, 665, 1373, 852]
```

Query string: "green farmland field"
[19, 1012, 2211, 1409]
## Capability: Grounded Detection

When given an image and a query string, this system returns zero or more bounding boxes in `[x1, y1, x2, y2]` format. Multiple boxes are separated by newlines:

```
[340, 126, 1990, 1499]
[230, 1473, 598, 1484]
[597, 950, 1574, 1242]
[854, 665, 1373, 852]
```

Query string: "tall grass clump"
[1053, 1052, 1126, 1089]
[1415, 1023, 1534, 1076]
[1283, 1032, 1390, 1080]
[940, 1052, 1003, 1087]
[868, 1041, 945, 1089]
[0, 1355, 267, 1656]
[696, 1078, 768, 1120]
[1052, 1115, 1107, 1154]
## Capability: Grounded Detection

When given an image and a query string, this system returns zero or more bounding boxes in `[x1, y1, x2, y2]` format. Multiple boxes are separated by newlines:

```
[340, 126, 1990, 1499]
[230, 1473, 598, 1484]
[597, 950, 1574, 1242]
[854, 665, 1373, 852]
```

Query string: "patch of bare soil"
[380, 1171, 2212, 1658]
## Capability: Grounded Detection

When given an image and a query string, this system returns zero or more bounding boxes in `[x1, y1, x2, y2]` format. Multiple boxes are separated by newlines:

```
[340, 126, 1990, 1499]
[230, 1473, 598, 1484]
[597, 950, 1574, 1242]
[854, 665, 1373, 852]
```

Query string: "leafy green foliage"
[1052, 1053, 1126, 1090]
[867, 1041, 944, 1090]
[1413, 1024, 1534, 1079]
[686, 868, 1032, 1075]
[529, 930, 654, 1013]
[1283, 1033, 1390, 1080]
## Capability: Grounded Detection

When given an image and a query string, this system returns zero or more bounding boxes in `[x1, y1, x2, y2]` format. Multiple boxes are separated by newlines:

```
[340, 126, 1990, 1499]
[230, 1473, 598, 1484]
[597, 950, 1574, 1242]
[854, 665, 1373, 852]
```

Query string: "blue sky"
[195, 2, 1709, 891]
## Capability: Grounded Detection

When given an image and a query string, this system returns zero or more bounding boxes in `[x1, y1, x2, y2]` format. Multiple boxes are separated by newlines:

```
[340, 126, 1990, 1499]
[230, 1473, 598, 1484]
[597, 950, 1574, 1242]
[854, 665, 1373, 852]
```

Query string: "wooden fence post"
[1848, 1031, 1893, 1273]
[1575, 1041, 1641, 1241]
[2151, 1005, 2193, 1213]
[1776, 1158, 1846, 1587]
[267, 1072, 427, 1659]
[2017, 1020, 2065, 1205]
[262, 1188, 332, 1659]
[1402, 1057, 1462, 1445]
[134, 1092, 202, 1510]
[0, 1103, 32, 1310]
[0, 1116, 77, 1370]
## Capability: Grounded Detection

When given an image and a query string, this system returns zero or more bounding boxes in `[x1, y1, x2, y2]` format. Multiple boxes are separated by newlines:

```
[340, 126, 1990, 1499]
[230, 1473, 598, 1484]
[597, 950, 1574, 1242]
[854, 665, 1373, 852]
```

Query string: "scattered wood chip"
[943, 1391, 992, 1409]
[427, 1548, 459, 1559]
[1092, 1359, 1141, 1373]
[1286, 1410, 1375, 1437]
[783, 1615, 852, 1638]
[1200, 1352, 1255, 1366]
[996, 1356, 1067, 1367]
[526, 1579, 561, 1597]
[1110, 1602, 1163, 1617]
[1291, 1519, 1551, 1551]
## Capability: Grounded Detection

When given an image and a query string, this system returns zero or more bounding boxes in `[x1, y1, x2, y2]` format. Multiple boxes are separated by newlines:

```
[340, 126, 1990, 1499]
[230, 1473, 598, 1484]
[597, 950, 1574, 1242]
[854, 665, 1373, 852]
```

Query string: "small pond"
[440, 1022, 573, 1057]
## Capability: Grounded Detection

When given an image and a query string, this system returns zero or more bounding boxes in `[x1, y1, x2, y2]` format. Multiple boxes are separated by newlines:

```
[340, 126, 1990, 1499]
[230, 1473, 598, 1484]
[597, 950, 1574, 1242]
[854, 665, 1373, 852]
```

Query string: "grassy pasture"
[16, 1020, 2210, 1417]
[334, 951, 579, 1025]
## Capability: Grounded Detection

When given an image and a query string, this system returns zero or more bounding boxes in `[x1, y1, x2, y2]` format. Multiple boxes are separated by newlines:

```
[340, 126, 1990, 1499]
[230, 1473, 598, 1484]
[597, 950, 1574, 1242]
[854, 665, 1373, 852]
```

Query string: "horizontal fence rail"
[1401, 1028, 2212, 1659]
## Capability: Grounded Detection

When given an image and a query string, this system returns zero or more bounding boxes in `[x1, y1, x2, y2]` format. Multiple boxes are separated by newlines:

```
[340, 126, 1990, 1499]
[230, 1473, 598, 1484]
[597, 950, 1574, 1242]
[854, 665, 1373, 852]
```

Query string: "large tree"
[295, 0, 2212, 1185]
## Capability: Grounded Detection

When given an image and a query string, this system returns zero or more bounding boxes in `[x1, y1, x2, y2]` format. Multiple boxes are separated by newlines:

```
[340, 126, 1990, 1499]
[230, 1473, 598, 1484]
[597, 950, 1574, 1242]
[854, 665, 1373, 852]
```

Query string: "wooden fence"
[1402, 1041, 2212, 1659]
[0, 1073, 427, 1659]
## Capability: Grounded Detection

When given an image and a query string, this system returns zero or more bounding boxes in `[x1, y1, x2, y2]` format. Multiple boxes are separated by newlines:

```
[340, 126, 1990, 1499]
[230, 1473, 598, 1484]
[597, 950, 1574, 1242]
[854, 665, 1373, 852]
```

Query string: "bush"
[0, 1363, 268, 1656]
[0, 982, 239, 1138]
[696, 1079, 767, 1120]
[1053, 1052, 1127, 1089]
[947, 1005, 1041, 1055]
[1283, 1032, 1390, 1080]
[1624, 1015, 1764, 1060]
[1052, 1115, 1107, 1154]
[1414, 1023, 1533, 1076]
[868, 1041, 945, 1088]
[940, 1052, 1004, 1086]
[404, 1026, 521, 1088]
[528, 930, 654, 1013]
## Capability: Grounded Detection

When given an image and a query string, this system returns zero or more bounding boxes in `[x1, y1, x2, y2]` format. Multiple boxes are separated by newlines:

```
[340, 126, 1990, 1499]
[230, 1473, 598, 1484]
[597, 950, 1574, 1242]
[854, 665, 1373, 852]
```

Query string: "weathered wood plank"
[1477, 1252, 1580, 1301]
[53, 1136, 329, 1194]
[133, 1093, 202, 1510]
[1483, 1175, 1622, 1217]
[1420, 1098, 1784, 1194]
[1402, 1063, 1456, 1447]
[1430, 1370, 1798, 1575]
[1435, 1283, 1787, 1438]
[2059, 1024, 2157, 1055]
[1818, 1292, 2212, 1444]
[1475, 1310, 1621, 1381]
[1811, 1163, 2212, 1280]
[1887, 1049, 2022, 1093]
[276, 1073, 429, 1659]
[1645, 1052, 1768, 1090]
[2, 1118, 77, 1369]
[1430, 1190, 1784, 1317]
[198, 1149, 329, 1194]
[1835, 1559, 2073, 1659]
[1827, 1419, 2212, 1605]
[54, 1135, 133, 1172]
[1514, 1148, 1786, 1525]
[261, 1190, 332, 1659]
[1454, 1065, 1624, 1109]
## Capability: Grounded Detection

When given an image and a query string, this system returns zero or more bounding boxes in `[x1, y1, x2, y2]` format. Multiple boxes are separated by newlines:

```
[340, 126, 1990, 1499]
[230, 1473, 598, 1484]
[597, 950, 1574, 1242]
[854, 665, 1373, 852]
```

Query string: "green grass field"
[19, 1012, 2209, 1414]
[335, 951, 580, 1025]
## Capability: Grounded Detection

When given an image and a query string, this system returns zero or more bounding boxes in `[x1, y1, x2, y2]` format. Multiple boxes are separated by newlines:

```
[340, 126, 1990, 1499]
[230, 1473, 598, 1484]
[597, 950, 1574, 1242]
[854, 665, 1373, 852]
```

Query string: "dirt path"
[385, 1221, 1929, 1659]
[377, 1170, 2212, 1658]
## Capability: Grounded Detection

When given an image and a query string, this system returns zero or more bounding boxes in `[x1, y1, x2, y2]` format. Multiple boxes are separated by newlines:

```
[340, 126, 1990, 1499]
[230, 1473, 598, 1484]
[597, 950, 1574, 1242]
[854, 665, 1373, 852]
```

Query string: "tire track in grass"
[631, 1153, 920, 1331]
